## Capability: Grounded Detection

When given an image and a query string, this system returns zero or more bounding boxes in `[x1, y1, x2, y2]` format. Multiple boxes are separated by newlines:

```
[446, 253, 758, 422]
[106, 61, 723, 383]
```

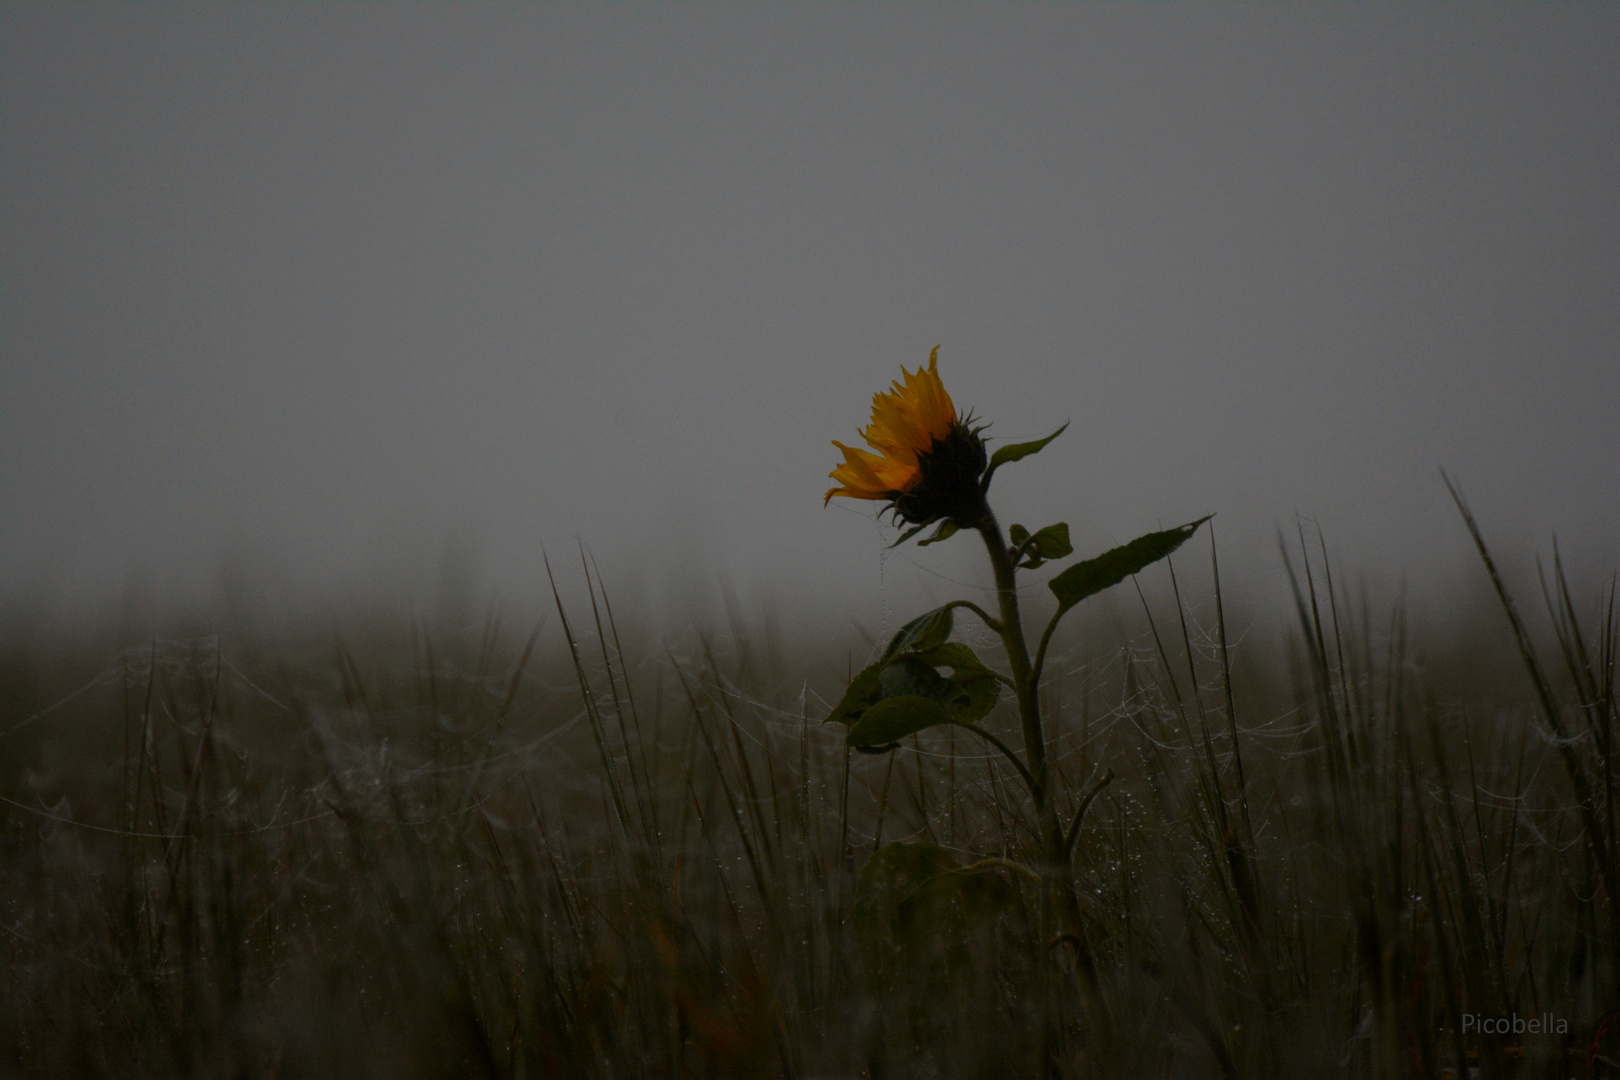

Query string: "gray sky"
[3, 4, 1617, 631]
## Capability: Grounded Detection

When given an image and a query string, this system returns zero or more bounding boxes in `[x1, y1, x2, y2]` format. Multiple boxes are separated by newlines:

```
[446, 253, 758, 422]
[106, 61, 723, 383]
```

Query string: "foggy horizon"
[4, 5, 1617, 637]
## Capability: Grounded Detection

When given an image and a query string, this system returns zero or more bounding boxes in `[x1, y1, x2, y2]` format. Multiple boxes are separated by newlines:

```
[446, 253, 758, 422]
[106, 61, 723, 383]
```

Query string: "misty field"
[2, 520, 1615, 1079]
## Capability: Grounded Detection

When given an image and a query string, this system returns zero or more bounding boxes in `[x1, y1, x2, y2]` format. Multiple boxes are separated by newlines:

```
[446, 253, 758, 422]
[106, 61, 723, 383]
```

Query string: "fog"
[4, 5, 1616, 636]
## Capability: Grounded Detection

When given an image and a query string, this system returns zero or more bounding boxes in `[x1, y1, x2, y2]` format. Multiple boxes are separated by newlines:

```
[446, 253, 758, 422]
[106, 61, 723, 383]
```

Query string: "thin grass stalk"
[1444, 473, 1620, 973]
[701, 635, 780, 875]
[673, 660, 771, 918]
[591, 551, 660, 846]
[1209, 524, 1256, 853]
[580, 548, 657, 861]
[1316, 531, 1361, 779]
[544, 552, 634, 845]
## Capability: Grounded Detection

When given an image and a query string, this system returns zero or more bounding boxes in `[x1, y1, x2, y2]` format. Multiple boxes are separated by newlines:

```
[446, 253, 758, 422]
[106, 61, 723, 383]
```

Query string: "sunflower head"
[825, 347, 989, 530]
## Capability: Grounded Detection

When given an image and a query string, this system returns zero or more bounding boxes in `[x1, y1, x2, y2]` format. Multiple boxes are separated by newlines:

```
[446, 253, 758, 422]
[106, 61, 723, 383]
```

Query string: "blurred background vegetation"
[1, 519, 1614, 1079]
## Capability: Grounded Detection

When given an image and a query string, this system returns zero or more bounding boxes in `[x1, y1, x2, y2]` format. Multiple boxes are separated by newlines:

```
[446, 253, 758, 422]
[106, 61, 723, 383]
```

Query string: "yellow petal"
[824, 347, 960, 505]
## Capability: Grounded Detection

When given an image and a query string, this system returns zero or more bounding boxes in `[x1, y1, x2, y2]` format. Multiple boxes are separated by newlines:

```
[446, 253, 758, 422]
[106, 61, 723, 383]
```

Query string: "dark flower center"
[890, 420, 989, 528]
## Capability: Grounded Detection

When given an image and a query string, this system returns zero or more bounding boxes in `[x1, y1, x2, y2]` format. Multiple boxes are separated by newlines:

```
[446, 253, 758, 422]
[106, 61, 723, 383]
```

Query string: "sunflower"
[825, 347, 988, 528]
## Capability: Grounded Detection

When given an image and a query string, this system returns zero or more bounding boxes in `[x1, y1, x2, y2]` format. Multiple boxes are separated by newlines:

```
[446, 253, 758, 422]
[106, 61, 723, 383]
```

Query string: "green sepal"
[1047, 516, 1212, 617]
[916, 520, 959, 547]
[888, 523, 928, 549]
[981, 422, 1069, 488]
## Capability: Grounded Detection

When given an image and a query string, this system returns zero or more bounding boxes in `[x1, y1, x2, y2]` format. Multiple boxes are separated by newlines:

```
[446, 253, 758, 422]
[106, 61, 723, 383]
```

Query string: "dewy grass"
[2, 441, 1617, 1074]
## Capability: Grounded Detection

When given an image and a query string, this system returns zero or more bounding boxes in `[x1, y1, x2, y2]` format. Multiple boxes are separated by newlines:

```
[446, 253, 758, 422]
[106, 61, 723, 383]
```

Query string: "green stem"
[939, 598, 1003, 634]
[1062, 768, 1116, 858]
[1030, 608, 1063, 698]
[973, 510, 1052, 833]
[974, 501, 1111, 1064]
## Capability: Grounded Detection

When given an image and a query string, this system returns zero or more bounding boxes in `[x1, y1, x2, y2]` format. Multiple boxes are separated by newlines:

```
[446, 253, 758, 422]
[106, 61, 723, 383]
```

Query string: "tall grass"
[1, 522, 1615, 1078]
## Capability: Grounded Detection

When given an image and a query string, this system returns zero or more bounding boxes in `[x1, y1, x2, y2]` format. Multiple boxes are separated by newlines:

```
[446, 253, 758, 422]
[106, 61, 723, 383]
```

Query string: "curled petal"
[824, 346, 974, 524]
[826, 440, 915, 504]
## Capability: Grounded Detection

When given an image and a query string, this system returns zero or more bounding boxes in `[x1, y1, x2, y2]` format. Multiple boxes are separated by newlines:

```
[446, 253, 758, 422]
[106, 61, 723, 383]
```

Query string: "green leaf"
[949, 671, 1000, 724]
[830, 623, 1001, 736]
[982, 422, 1070, 488]
[847, 695, 954, 749]
[915, 643, 1000, 722]
[916, 520, 959, 547]
[1029, 522, 1072, 559]
[1008, 523, 1030, 547]
[825, 660, 884, 727]
[915, 641, 991, 676]
[1018, 522, 1072, 569]
[881, 606, 955, 663]
[1047, 516, 1212, 618]
[885, 647, 998, 715]
[848, 667, 997, 746]
[878, 656, 960, 705]
[989, 422, 1069, 468]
